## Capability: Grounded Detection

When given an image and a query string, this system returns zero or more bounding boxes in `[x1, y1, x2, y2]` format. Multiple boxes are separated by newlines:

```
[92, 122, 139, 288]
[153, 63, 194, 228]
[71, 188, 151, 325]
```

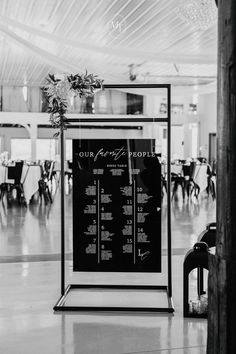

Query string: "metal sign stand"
[54, 84, 174, 313]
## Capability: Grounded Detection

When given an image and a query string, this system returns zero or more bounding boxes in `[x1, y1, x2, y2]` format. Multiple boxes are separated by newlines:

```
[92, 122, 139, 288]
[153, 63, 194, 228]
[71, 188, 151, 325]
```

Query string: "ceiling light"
[176, 0, 217, 31]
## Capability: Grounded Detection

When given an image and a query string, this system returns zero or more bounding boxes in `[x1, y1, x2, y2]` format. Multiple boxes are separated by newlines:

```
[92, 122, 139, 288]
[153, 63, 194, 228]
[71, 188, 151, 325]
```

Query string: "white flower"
[54, 73, 66, 81]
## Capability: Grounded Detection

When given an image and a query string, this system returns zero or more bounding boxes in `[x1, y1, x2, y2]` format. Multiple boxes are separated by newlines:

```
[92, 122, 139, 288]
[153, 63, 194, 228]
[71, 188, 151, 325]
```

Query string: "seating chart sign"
[73, 139, 162, 272]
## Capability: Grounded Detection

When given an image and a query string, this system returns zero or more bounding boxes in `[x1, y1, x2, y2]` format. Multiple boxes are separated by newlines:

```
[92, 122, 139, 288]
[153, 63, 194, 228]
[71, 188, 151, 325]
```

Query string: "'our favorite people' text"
[78, 147, 155, 161]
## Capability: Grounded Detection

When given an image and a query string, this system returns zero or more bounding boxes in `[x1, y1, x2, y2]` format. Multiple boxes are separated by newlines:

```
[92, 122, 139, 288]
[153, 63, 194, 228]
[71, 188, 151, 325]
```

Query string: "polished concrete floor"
[0, 189, 216, 353]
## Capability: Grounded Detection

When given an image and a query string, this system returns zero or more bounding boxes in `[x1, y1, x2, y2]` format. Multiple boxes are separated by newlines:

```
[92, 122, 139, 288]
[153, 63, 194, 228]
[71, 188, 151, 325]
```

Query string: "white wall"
[198, 93, 217, 159]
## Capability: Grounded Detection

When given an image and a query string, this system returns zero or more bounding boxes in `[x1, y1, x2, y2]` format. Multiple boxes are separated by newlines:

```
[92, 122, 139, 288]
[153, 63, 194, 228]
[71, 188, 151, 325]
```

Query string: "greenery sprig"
[44, 71, 103, 137]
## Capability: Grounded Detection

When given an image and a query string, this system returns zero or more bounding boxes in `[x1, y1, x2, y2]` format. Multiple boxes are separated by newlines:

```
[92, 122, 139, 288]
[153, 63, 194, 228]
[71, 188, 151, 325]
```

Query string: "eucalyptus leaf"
[45, 70, 103, 135]
[53, 132, 60, 138]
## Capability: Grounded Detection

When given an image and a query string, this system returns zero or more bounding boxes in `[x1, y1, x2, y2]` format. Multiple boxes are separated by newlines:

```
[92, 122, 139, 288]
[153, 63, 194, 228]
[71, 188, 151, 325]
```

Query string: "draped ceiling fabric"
[0, 0, 217, 94]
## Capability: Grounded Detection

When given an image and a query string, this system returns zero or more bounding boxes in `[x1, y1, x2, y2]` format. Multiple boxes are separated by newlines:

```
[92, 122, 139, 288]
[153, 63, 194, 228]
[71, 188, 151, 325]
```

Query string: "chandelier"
[176, 0, 217, 31]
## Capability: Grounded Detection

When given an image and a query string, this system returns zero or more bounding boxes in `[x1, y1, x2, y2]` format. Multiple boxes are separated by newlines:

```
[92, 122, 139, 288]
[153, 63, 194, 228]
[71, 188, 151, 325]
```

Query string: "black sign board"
[73, 139, 162, 272]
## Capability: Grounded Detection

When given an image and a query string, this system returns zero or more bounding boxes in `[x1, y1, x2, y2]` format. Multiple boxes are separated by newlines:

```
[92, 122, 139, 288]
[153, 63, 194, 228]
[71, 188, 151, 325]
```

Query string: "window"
[127, 93, 143, 114]
[36, 139, 56, 160]
[11, 139, 31, 160]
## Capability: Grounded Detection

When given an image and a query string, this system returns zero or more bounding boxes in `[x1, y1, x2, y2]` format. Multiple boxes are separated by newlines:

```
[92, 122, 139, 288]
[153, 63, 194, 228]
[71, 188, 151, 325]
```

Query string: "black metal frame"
[54, 284, 174, 312]
[54, 83, 173, 313]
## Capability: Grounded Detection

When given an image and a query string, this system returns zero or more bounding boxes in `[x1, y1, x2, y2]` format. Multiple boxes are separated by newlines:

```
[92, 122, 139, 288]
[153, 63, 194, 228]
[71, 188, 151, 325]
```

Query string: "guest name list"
[73, 139, 161, 272]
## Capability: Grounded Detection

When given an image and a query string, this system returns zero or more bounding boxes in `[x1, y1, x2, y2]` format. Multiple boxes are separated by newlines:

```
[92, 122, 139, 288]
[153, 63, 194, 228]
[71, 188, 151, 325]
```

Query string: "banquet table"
[0, 164, 42, 203]
[171, 164, 183, 175]
[0, 165, 6, 184]
[161, 164, 183, 176]
[21, 165, 42, 203]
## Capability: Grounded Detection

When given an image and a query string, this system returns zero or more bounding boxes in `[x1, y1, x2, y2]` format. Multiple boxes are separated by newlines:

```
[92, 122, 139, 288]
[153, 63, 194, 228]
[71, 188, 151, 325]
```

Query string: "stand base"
[184, 313, 207, 319]
[53, 284, 174, 313]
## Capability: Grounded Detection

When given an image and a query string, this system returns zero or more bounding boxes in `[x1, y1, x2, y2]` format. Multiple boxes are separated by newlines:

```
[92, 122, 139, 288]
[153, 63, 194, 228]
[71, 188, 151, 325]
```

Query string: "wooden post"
[207, 0, 236, 353]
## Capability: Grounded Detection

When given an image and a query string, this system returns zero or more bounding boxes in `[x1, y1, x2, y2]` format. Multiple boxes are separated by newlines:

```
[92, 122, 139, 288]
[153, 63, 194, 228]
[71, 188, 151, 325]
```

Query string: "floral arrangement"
[44, 71, 103, 136]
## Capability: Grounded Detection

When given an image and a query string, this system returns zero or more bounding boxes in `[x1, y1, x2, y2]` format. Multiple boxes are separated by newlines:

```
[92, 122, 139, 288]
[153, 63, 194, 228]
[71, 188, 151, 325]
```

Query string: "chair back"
[197, 157, 207, 164]
[7, 161, 23, 183]
[43, 160, 54, 180]
[189, 162, 196, 179]
[183, 164, 190, 177]
[183, 162, 196, 179]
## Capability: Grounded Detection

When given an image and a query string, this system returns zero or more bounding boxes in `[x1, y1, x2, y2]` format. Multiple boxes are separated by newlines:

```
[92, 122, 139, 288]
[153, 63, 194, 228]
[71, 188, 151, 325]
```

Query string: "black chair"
[161, 174, 167, 198]
[0, 161, 26, 205]
[38, 162, 53, 204]
[43, 160, 55, 181]
[197, 157, 207, 164]
[171, 172, 185, 200]
[183, 162, 200, 199]
[65, 160, 73, 183]
[206, 164, 216, 199]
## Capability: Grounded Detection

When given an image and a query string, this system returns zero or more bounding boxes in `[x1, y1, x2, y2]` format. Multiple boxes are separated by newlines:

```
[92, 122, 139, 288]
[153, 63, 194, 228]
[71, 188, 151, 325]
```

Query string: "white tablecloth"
[171, 164, 183, 175]
[22, 165, 41, 202]
[162, 164, 183, 175]
[193, 165, 208, 193]
[0, 165, 6, 184]
[0, 164, 41, 203]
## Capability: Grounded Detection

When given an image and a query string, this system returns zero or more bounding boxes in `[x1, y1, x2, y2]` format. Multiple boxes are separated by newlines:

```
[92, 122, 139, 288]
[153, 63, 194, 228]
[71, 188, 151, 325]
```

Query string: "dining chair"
[65, 160, 73, 190]
[183, 162, 200, 199]
[206, 163, 216, 199]
[38, 162, 53, 204]
[171, 171, 185, 200]
[0, 161, 26, 205]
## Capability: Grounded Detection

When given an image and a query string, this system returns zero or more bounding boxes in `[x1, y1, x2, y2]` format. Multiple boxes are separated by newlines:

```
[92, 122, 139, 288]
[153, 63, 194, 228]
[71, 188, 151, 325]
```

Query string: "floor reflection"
[56, 313, 207, 354]
[0, 255, 208, 353]
[0, 188, 214, 353]
[0, 189, 216, 258]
